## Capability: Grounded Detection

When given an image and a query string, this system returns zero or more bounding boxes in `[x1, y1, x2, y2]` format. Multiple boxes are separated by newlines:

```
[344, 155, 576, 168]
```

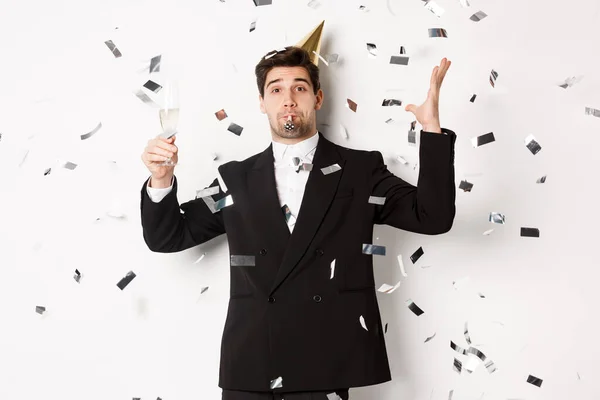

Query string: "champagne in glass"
[158, 78, 180, 166]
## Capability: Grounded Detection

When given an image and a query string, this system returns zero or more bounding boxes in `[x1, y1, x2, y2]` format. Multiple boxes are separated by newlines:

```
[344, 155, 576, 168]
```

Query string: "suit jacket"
[140, 129, 457, 393]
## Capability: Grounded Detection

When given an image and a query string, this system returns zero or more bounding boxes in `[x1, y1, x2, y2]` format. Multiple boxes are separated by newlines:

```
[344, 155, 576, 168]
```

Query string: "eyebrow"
[266, 78, 311, 90]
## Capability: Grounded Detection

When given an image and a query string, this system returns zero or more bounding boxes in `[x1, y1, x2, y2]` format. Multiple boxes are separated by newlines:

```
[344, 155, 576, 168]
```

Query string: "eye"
[272, 88, 280, 93]
[297, 87, 306, 91]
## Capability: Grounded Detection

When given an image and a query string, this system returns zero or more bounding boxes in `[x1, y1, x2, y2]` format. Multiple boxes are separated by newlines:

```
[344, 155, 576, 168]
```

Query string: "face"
[259, 66, 324, 144]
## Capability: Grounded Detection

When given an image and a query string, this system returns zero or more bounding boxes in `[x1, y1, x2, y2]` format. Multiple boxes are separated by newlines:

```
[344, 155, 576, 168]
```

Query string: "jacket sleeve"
[140, 174, 226, 253]
[371, 129, 457, 234]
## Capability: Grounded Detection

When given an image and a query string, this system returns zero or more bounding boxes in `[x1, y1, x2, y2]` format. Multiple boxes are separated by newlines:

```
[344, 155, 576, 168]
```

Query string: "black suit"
[140, 129, 456, 395]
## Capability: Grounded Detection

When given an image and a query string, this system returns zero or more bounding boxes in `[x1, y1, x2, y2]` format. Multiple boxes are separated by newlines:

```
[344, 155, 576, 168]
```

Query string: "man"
[140, 46, 455, 400]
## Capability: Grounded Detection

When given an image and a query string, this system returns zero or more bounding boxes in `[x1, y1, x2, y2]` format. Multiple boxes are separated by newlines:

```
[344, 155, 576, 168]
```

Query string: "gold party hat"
[295, 20, 325, 66]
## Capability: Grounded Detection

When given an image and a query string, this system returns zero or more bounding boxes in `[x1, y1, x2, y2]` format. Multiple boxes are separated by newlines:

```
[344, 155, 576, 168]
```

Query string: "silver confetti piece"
[362, 243, 386, 256]
[424, 1, 445, 18]
[73, 269, 82, 283]
[366, 43, 378, 58]
[397, 155, 408, 164]
[483, 228, 494, 235]
[470, 94, 477, 102]
[81, 122, 102, 140]
[470, 11, 488, 21]
[410, 246, 424, 264]
[521, 227, 540, 237]
[254, 0, 273, 5]
[117, 271, 136, 290]
[196, 186, 220, 199]
[490, 69, 499, 87]
[359, 315, 368, 331]
[62, 161, 77, 170]
[453, 276, 470, 290]
[458, 0, 470, 7]
[134, 89, 158, 107]
[214, 194, 234, 212]
[450, 341, 469, 356]
[428, 28, 448, 38]
[459, 180, 473, 192]
[527, 374, 543, 387]
[382, 99, 402, 106]
[193, 253, 206, 264]
[249, 20, 257, 32]
[326, 393, 341, 400]
[200, 286, 209, 294]
[390, 55, 410, 65]
[368, 196, 386, 205]
[230, 255, 256, 267]
[524, 135, 542, 155]
[400, 46, 406, 54]
[270, 376, 283, 389]
[384, 323, 388, 333]
[43, 167, 51, 176]
[489, 212, 505, 224]
[143, 80, 162, 93]
[346, 98, 358, 112]
[312, 51, 338, 67]
[216, 169, 228, 193]
[408, 129, 416, 145]
[36, 306, 46, 315]
[585, 107, 600, 118]
[227, 122, 243, 136]
[448, 389, 454, 400]
[406, 298, 425, 316]
[398, 255, 407, 277]
[321, 163, 342, 175]
[377, 282, 401, 293]
[104, 40, 122, 58]
[558, 75, 583, 88]
[471, 132, 495, 147]
[424, 332, 436, 343]
[150, 55, 161, 73]
[484, 358, 498, 374]
[330, 259, 336, 279]
[536, 175, 547, 184]
[464, 321, 472, 345]
[453, 358, 462, 374]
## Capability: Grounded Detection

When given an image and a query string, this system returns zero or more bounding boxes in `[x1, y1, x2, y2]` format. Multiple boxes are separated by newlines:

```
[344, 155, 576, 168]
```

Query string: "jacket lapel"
[269, 132, 345, 294]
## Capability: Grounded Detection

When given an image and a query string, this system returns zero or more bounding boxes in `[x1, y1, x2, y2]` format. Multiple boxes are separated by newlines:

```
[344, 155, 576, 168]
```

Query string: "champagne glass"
[158, 78, 180, 166]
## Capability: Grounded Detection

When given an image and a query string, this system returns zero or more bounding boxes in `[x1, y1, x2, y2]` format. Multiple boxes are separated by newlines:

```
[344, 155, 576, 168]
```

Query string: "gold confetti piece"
[424, 332, 436, 343]
[459, 180, 473, 192]
[425, 1, 445, 18]
[428, 28, 448, 38]
[346, 98, 358, 112]
[536, 175, 547, 184]
[227, 122, 243, 136]
[368, 196, 386, 205]
[489, 69, 499, 87]
[36, 306, 46, 315]
[397, 255, 407, 277]
[359, 315, 368, 330]
[410, 246, 424, 263]
[330, 259, 336, 279]
[406, 298, 425, 316]
[230, 255, 255, 266]
[585, 107, 600, 118]
[143, 80, 162, 93]
[270, 376, 283, 389]
[483, 229, 494, 235]
[470, 11, 488, 21]
[382, 99, 402, 106]
[81, 122, 102, 140]
[117, 271, 136, 290]
[196, 186, 220, 199]
[321, 163, 342, 175]
[524, 134, 542, 155]
[489, 212, 505, 224]
[362, 243, 386, 256]
[366, 43, 378, 58]
[521, 227, 540, 238]
[471, 132, 496, 147]
[104, 40, 122, 58]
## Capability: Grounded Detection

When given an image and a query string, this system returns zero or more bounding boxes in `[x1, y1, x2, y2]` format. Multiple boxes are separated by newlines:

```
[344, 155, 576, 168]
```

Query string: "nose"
[282, 91, 297, 109]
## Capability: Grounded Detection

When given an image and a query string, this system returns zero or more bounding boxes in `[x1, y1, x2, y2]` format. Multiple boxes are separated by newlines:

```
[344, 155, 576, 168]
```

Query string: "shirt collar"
[272, 131, 319, 162]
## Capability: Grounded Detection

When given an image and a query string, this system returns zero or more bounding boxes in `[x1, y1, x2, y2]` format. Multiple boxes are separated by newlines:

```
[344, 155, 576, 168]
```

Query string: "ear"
[314, 89, 324, 111]
[259, 94, 266, 114]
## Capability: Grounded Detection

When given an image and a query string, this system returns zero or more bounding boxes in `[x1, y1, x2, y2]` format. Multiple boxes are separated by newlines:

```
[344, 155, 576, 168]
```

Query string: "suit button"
[259, 249, 267, 255]
[313, 295, 322, 303]
[316, 249, 324, 256]
[268, 297, 275, 303]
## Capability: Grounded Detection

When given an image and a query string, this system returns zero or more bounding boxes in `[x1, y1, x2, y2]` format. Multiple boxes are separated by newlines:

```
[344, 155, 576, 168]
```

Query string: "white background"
[0, 0, 599, 399]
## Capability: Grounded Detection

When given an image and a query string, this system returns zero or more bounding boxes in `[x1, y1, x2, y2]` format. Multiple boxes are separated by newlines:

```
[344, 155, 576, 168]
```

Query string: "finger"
[146, 153, 171, 163]
[438, 59, 451, 84]
[154, 139, 178, 153]
[430, 66, 439, 88]
[150, 147, 175, 158]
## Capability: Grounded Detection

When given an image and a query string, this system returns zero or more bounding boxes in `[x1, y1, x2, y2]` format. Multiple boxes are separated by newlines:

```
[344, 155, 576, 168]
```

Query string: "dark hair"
[255, 46, 321, 98]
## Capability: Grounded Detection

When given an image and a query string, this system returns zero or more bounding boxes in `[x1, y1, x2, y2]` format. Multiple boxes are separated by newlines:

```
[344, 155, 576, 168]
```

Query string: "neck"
[271, 128, 317, 145]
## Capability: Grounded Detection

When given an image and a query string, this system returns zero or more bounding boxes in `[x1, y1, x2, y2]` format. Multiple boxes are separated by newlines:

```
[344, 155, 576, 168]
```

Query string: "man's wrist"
[422, 122, 442, 134]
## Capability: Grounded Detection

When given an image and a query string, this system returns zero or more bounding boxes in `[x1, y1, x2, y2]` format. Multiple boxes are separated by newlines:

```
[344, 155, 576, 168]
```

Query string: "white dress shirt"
[146, 131, 320, 234]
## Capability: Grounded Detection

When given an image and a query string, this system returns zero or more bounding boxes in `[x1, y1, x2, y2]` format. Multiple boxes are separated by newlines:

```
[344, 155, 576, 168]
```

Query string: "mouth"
[281, 114, 297, 120]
